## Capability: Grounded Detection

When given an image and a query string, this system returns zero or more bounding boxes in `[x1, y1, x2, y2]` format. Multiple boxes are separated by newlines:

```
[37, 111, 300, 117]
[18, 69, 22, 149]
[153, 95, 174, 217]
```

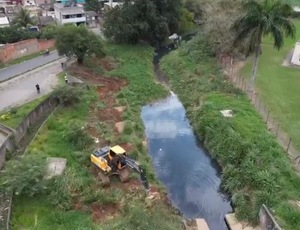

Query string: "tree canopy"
[197, 0, 243, 55]
[12, 8, 37, 28]
[0, 155, 47, 196]
[232, 0, 295, 91]
[0, 25, 41, 44]
[56, 24, 105, 64]
[233, 0, 295, 56]
[84, 0, 103, 14]
[103, 0, 186, 45]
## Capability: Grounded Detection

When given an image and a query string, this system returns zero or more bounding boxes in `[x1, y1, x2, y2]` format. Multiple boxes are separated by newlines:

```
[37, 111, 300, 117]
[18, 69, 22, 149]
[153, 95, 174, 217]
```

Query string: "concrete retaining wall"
[259, 204, 282, 230]
[0, 96, 58, 169]
[0, 39, 55, 63]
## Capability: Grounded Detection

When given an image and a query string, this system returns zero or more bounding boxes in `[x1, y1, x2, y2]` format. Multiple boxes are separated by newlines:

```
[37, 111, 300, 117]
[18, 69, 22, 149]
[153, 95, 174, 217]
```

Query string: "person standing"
[35, 84, 40, 94]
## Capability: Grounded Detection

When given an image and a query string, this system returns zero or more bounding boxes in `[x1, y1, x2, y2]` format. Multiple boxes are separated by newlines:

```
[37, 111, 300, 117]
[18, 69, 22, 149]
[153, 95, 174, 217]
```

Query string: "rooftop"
[54, 3, 85, 14]
[38, 15, 54, 25]
[85, 10, 98, 17]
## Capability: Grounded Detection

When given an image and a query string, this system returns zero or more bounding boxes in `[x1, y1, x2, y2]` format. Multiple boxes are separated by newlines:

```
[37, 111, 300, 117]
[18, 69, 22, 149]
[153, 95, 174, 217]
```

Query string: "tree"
[0, 155, 47, 196]
[41, 24, 58, 40]
[12, 8, 37, 28]
[55, 24, 105, 64]
[198, 0, 243, 55]
[232, 0, 295, 91]
[103, 0, 169, 44]
[0, 25, 40, 44]
[184, 0, 205, 25]
[84, 0, 102, 14]
[152, 0, 183, 33]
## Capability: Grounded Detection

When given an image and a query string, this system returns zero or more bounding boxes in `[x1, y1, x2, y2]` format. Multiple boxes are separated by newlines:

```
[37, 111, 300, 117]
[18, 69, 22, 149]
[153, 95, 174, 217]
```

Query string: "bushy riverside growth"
[161, 34, 300, 229]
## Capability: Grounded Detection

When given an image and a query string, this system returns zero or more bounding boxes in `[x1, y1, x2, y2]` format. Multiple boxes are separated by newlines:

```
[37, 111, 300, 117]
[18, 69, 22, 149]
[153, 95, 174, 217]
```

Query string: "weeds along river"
[141, 44, 232, 230]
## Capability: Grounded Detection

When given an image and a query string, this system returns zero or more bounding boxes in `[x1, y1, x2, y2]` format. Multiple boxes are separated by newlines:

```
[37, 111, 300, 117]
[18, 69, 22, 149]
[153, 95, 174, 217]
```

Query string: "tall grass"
[160, 35, 300, 229]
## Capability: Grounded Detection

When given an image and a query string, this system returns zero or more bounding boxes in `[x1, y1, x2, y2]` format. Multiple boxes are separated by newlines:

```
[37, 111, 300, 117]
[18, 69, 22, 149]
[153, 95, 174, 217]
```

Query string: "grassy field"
[10, 44, 182, 230]
[242, 20, 300, 151]
[161, 35, 300, 229]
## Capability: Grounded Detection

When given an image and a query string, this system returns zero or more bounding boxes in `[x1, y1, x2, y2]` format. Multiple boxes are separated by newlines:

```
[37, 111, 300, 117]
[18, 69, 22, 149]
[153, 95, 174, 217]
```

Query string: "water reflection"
[141, 93, 232, 230]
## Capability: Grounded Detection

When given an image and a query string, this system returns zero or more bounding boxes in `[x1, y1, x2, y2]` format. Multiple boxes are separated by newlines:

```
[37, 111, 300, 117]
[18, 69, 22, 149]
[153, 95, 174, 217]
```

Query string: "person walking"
[35, 84, 40, 94]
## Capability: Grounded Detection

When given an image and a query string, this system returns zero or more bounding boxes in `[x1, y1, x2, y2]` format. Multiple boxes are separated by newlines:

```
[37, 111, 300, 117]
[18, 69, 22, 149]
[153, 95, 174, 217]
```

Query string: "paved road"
[0, 59, 64, 111]
[0, 50, 60, 82]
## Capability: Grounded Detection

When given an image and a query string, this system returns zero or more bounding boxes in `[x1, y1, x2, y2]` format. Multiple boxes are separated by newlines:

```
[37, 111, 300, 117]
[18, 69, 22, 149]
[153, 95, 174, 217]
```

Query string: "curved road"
[0, 50, 60, 82]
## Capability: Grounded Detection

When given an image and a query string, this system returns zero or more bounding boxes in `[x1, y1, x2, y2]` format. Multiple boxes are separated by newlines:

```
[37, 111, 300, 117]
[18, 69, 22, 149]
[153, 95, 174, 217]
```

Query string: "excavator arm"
[120, 155, 150, 192]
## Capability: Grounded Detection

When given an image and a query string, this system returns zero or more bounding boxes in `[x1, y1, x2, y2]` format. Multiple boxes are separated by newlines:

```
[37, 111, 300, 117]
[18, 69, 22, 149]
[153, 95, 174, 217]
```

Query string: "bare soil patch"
[91, 202, 120, 223]
[69, 61, 127, 144]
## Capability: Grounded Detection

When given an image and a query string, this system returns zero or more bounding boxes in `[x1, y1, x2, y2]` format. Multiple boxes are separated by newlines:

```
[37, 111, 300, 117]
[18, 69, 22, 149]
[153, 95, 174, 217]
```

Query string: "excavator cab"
[109, 145, 127, 170]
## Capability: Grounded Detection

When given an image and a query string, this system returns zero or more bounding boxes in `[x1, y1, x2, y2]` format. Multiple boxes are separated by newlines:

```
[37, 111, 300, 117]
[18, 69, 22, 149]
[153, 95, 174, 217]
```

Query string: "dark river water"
[141, 92, 232, 230]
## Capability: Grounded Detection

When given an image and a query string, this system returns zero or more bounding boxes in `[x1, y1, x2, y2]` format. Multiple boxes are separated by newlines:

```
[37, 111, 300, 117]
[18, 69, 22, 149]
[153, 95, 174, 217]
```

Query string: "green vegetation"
[161, 34, 300, 229]
[56, 24, 104, 64]
[103, 0, 193, 44]
[105, 44, 169, 179]
[232, 0, 296, 91]
[0, 96, 47, 128]
[12, 8, 37, 28]
[10, 44, 181, 230]
[57, 72, 66, 86]
[242, 19, 300, 151]
[0, 154, 47, 196]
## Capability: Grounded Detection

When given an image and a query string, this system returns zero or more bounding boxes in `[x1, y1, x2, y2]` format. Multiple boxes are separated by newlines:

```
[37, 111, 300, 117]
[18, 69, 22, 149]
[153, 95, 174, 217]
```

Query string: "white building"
[0, 16, 9, 27]
[23, 0, 36, 6]
[54, 3, 86, 25]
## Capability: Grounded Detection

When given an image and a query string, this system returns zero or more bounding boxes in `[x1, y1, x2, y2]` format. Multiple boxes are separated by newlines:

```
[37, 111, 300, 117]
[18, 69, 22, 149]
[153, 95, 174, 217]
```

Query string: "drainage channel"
[141, 41, 233, 229]
[141, 93, 232, 230]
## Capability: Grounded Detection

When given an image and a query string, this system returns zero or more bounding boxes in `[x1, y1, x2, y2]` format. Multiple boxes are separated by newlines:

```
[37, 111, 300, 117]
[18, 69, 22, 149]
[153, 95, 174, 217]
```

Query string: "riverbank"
[10, 44, 182, 229]
[160, 35, 300, 230]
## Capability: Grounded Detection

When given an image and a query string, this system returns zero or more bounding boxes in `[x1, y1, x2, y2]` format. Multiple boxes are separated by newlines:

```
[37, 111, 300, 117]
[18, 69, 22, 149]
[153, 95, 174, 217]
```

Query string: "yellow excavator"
[91, 145, 149, 191]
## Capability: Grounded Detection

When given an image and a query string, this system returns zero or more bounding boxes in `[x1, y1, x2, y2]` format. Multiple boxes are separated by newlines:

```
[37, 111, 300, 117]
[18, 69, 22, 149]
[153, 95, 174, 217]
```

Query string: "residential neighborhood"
[0, 0, 111, 28]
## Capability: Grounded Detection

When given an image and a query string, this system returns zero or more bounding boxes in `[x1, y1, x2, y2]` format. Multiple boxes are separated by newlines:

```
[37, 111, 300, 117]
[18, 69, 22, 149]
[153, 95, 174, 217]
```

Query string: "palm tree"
[232, 0, 295, 92]
[13, 8, 36, 28]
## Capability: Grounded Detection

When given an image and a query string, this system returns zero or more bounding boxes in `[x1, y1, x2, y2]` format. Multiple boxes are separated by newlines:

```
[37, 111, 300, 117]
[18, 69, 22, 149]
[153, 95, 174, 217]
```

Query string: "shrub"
[0, 154, 48, 196]
[63, 120, 93, 151]
[10, 108, 17, 114]
[52, 85, 84, 106]
[47, 167, 91, 210]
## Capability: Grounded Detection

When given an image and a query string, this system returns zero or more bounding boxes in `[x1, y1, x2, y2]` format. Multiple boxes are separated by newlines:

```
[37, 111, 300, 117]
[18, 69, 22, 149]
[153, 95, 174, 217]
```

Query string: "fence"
[223, 62, 300, 169]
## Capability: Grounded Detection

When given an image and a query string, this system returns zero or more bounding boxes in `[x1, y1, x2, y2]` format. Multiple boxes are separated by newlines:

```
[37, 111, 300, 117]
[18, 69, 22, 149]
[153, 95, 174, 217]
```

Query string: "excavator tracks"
[97, 170, 110, 187]
[118, 167, 130, 183]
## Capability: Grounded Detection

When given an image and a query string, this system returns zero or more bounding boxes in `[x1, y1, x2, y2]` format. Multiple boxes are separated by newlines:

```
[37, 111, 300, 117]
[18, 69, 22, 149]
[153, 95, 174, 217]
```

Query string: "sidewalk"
[0, 59, 66, 112]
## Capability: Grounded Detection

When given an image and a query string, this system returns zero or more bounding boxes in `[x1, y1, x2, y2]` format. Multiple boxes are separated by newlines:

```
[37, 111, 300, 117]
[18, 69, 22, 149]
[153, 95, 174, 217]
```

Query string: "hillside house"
[54, 3, 86, 25]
